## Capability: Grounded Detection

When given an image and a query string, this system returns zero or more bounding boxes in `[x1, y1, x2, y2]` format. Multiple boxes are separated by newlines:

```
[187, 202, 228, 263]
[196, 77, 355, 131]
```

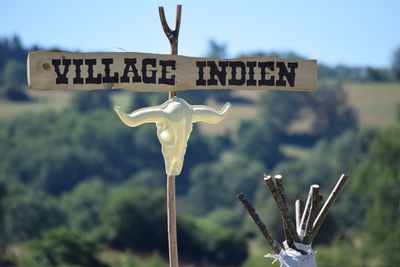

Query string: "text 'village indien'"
[51, 57, 299, 87]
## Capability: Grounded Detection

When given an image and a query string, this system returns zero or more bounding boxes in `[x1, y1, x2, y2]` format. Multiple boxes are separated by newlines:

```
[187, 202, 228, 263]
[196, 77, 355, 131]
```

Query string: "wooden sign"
[27, 51, 317, 92]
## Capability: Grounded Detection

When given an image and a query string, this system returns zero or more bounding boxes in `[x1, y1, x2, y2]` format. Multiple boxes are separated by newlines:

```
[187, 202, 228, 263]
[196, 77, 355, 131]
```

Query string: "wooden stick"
[310, 173, 350, 242]
[159, 6, 182, 267]
[299, 186, 313, 238]
[264, 175, 301, 243]
[274, 175, 293, 247]
[159, 5, 181, 99]
[237, 193, 282, 254]
[167, 175, 178, 267]
[303, 185, 320, 244]
[295, 199, 303, 234]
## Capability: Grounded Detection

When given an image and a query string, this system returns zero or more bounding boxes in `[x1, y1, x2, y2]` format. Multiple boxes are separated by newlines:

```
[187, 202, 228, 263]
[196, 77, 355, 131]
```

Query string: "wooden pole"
[303, 185, 320, 244]
[159, 5, 181, 99]
[310, 173, 350, 242]
[295, 199, 303, 234]
[167, 175, 178, 267]
[159, 6, 182, 267]
[237, 193, 282, 254]
[299, 185, 313, 238]
[274, 175, 293, 247]
[264, 175, 301, 243]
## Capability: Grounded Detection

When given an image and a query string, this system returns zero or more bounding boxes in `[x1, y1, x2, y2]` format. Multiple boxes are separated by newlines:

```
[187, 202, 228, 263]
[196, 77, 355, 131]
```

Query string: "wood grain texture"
[264, 175, 301, 243]
[167, 175, 178, 267]
[27, 51, 317, 92]
[237, 193, 282, 254]
[274, 175, 293, 247]
[303, 185, 320, 244]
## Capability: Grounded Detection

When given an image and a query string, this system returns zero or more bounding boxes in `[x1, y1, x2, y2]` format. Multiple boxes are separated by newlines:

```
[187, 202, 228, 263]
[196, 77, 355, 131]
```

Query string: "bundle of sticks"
[237, 172, 350, 266]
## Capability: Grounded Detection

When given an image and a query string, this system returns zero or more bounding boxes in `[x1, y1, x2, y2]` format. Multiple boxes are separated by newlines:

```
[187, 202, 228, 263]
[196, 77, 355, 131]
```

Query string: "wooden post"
[167, 175, 178, 267]
[159, 5, 182, 267]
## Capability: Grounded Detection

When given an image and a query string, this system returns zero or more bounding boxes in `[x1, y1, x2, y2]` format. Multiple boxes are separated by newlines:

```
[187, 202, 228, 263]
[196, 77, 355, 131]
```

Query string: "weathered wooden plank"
[27, 51, 317, 92]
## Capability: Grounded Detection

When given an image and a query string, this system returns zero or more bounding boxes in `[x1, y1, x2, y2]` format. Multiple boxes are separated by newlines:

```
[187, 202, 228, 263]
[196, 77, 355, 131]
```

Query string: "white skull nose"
[160, 129, 174, 144]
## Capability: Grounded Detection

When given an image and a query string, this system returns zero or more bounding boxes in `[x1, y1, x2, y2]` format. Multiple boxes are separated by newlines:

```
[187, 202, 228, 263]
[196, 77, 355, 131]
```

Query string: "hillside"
[1, 36, 400, 267]
[1, 80, 397, 134]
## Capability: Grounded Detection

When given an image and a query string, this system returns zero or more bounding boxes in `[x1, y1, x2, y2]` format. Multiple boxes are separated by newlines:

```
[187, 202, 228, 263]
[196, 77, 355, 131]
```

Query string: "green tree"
[0, 59, 29, 101]
[0, 36, 26, 71]
[25, 227, 108, 267]
[392, 46, 400, 80]
[365, 67, 391, 81]
[0, 182, 6, 252]
[258, 82, 358, 141]
[2, 183, 64, 243]
[233, 119, 284, 168]
[311, 83, 358, 138]
[127, 169, 165, 190]
[102, 187, 168, 252]
[70, 90, 112, 113]
[61, 179, 109, 233]
[257, 90, 309, 133]
[129, 92, 152, 110]
[353, 125, 400, 266]
[177, 126, 226, 195]
[0, 110, 165, 194]
[315, 241, 360, 267]
[184, 154, 265, 215]
[2, 60, 25, 87]
[101, 183, 248, 265]
[206, 231, 248, 266]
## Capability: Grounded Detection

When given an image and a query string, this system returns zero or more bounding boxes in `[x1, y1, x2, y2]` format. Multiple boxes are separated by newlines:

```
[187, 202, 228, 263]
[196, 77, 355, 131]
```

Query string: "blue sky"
[1, 0, 399, 67]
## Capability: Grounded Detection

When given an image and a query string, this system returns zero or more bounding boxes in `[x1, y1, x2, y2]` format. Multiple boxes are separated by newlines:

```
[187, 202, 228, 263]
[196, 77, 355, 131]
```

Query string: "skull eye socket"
[160, 129, 174, 145]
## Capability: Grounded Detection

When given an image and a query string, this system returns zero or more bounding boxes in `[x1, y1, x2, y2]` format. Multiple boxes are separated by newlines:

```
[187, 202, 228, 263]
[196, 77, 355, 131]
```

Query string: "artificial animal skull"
[114, 96, 230, 175]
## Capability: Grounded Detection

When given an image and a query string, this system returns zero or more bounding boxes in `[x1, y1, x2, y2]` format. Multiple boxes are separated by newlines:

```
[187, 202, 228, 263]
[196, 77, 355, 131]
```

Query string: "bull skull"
[114, 96, 230, 176]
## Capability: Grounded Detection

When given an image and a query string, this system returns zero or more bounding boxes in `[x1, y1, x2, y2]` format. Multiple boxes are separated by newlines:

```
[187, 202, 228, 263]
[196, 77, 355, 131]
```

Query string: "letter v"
[52, 59, 71, 84]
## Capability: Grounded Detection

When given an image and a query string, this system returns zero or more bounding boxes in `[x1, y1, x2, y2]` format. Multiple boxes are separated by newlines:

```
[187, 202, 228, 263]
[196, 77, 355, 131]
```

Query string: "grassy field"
[0, 81, 399, 134]
[203, 81, 400, 134]
[344, 81, 400, 127]
[0, 90, 71, 119]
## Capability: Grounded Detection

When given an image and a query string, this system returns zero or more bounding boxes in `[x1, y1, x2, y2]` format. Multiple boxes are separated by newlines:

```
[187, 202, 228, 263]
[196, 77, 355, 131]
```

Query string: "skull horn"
[114, 105, 165, 127]
[192, 102, 231, 124]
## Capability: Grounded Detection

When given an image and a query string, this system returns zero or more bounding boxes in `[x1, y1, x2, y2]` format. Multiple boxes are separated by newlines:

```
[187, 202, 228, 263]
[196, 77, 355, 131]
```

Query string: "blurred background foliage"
[0, 36, 399, 266]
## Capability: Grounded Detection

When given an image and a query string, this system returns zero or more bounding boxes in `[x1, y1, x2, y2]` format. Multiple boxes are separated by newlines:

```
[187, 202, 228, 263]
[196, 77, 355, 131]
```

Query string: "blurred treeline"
[0, 36, 399, 267]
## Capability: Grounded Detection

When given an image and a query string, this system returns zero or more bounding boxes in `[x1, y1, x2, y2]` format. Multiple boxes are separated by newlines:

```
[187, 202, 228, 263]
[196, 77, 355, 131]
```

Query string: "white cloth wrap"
[298, 229, 306, 239]
[265, 242, 317, 267]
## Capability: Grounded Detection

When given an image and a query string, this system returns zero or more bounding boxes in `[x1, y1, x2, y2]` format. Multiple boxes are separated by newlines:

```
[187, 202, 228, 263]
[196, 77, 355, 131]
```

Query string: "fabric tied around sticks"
[265, 241, 317, 267]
